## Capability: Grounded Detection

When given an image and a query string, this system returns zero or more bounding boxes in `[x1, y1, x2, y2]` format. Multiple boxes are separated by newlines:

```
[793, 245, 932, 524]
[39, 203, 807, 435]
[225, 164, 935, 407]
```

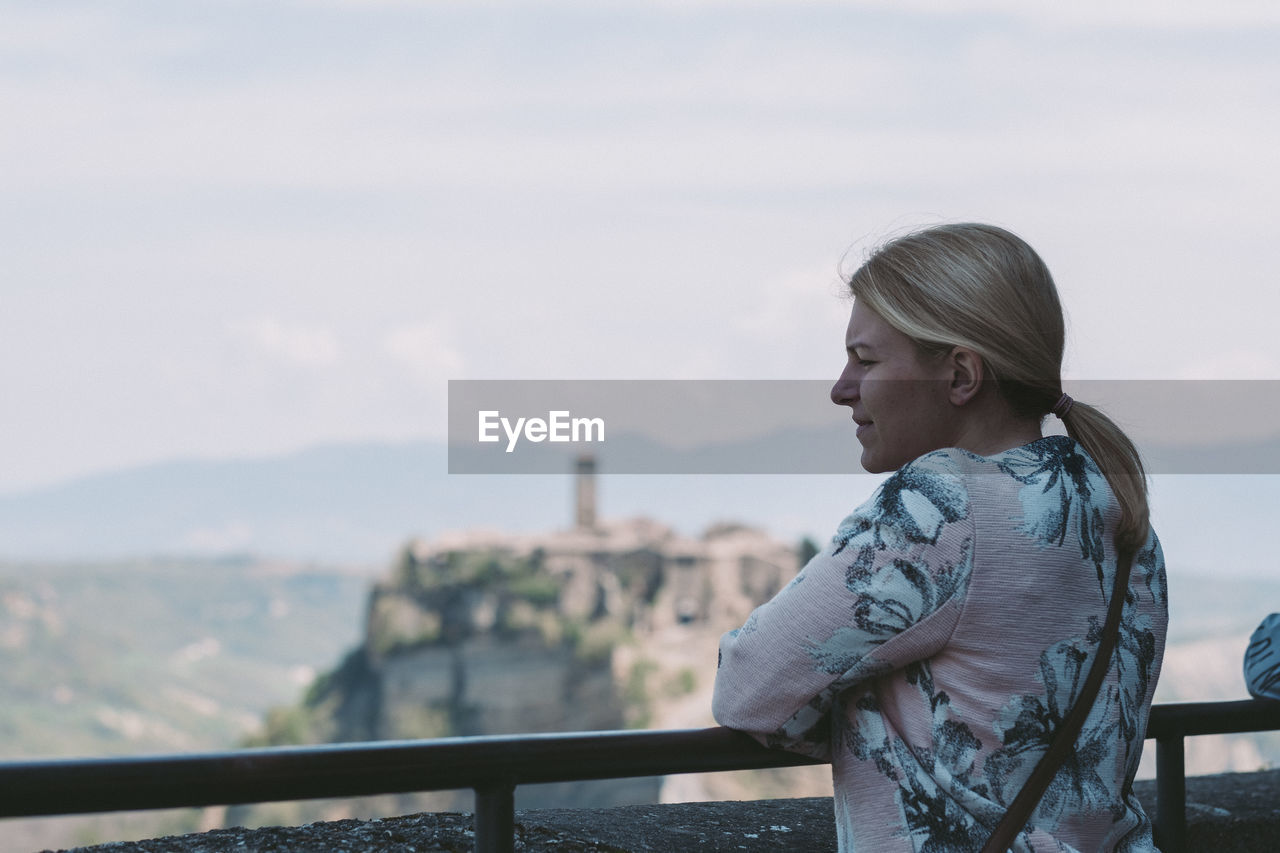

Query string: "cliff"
[244, 517, 817, 813]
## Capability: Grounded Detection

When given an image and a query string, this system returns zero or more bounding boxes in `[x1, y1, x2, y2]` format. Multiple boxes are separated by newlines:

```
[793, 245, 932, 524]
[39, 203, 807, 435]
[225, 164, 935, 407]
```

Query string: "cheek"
[867, 380, 909, 413]
[878, 386, 940, 434]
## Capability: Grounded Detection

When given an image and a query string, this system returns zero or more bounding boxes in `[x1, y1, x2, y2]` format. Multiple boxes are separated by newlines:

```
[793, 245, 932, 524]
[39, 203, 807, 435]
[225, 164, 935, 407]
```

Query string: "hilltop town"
[248, 455, 831, 814]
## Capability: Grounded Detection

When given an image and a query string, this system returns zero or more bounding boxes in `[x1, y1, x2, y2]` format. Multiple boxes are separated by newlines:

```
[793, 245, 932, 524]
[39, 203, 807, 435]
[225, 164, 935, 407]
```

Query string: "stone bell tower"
[575, 454, 597, 530]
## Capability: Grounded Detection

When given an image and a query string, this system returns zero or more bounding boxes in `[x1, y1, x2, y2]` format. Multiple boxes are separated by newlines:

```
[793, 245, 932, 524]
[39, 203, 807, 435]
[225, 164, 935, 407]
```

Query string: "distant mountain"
[5, 433, 1280, 572]
[0, 439, 883, 563]
[0, 442, 561, 563]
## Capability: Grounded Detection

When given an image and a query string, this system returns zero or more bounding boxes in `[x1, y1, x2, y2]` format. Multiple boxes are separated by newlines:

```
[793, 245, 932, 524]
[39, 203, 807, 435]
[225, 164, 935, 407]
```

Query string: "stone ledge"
[48, 769, 1280, 853]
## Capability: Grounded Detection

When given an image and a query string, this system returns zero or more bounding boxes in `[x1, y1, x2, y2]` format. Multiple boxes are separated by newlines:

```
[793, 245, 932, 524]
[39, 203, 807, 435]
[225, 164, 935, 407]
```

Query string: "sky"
[4, 0, 1280, 493]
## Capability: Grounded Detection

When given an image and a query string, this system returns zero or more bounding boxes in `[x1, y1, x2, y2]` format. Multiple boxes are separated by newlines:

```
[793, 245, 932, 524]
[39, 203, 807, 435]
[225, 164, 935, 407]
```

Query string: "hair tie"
[1051, 392, 1074, 419]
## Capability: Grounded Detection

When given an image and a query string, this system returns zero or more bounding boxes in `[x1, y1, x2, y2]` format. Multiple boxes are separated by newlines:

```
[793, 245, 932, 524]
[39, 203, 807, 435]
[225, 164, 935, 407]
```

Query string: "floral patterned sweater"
[713, 436, 1168, 853]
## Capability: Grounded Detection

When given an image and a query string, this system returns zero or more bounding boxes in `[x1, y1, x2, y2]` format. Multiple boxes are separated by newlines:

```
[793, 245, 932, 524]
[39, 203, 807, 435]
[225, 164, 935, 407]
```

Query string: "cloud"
[4, 1, 1275, 200]
[304, 0, 1280, 29]
[233, 317, 341, 367]
[1175, 349, 1280, 381]
[4, 0, 1280, 487]
[382, 322, 464, 379]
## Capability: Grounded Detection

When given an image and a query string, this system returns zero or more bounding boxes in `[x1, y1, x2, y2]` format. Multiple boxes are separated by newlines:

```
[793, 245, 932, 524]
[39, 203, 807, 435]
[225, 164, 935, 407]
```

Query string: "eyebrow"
[846, 340, 875, 352]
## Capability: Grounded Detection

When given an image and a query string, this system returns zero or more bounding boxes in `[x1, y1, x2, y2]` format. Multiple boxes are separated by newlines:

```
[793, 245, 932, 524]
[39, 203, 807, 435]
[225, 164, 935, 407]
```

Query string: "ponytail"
[1060, 400, 1150, 555]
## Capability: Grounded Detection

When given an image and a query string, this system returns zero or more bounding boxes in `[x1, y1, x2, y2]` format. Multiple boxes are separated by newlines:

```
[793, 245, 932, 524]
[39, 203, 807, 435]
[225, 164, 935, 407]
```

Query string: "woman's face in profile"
[830, 301, 957, 474]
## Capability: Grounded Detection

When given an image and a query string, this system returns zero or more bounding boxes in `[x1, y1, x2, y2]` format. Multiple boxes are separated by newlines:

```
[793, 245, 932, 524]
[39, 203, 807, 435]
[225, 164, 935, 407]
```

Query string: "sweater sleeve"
[712, 452, 975, 758]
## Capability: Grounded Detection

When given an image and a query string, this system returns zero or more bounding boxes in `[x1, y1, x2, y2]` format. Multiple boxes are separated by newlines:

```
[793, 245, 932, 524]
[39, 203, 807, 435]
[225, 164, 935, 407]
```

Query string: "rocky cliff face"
[250, 517, 826, 809]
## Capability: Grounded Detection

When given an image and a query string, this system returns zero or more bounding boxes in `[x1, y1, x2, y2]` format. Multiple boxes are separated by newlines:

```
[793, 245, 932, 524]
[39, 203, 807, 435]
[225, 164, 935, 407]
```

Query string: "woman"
[713, 224, 1168, 852]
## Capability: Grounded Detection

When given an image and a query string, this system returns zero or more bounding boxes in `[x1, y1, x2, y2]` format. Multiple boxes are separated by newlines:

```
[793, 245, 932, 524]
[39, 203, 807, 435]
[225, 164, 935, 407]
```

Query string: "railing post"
[1154, 735, 1185, 853]
[474, 779, 516, 853]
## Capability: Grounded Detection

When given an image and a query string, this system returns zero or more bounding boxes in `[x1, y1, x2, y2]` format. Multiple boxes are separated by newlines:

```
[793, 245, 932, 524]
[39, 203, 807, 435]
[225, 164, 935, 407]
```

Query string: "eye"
[846, 347, 875, 369]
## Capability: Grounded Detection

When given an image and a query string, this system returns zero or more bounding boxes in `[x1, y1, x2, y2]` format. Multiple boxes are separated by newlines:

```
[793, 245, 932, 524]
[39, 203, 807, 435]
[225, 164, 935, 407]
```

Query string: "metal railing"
[2, 699, 1278, 853]
[1146, 698, 1280, 853]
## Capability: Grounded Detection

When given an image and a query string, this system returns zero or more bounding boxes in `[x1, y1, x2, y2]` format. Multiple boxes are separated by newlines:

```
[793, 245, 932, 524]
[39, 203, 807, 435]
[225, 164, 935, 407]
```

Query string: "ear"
[946, 347, 985, 406]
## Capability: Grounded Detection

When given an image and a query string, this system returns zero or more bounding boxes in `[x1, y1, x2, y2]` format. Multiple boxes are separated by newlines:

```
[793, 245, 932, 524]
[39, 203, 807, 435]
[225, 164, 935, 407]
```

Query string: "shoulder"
[832, 437, 1107, 554]
[989, 435, 1116, 519]
[832, 448, 973, 554]
[990, 434, 1105, 483]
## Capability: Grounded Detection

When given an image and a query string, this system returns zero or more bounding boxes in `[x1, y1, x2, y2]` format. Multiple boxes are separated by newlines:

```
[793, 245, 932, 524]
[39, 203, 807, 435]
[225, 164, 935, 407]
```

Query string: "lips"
[853, 418, 872, 440]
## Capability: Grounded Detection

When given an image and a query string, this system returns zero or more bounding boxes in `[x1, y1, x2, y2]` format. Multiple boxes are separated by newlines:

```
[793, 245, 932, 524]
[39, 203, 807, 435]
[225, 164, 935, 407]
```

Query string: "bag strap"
[980, 547, 1135, 853]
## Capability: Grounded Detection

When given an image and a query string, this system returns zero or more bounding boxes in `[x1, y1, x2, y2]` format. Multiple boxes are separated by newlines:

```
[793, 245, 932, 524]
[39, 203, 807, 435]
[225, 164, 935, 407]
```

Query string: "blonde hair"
[846, 223, 1150, 553]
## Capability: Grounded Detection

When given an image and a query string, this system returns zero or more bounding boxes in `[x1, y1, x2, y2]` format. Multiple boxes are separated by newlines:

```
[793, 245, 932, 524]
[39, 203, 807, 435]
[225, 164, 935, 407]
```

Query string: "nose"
[831, 361, 858, 407]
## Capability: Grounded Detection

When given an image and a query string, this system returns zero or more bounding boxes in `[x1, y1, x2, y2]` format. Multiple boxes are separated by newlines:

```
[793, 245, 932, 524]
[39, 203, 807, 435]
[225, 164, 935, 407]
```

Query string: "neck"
[956, 420, 1045, 457]
[951, 393, 1044, 457]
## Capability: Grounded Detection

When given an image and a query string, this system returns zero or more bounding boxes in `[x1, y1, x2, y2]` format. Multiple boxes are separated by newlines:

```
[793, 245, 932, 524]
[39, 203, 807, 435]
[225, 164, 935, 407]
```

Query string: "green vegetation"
[797, 536, 820, 568]
[382, 704, 451, 741]
[0, 558, 369, 760]
[624, 659, 658, 729]
[571, 620, 628, 664]
[370, 548, 569, 657]
[662, 667, 698, 698]
[403, 548, 552, 592]
[245, 705, 316, 748]
[506, 573, 560, 607]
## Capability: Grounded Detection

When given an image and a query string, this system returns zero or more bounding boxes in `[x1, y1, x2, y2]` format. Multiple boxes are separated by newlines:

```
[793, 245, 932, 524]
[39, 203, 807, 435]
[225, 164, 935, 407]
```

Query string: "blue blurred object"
[1244, 613, 1280, 700]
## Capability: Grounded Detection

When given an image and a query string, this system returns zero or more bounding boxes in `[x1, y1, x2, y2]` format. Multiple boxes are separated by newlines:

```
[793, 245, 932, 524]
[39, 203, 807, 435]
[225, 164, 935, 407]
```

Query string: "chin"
[861, 443, 916, 474]
[859, 450, 891, 475]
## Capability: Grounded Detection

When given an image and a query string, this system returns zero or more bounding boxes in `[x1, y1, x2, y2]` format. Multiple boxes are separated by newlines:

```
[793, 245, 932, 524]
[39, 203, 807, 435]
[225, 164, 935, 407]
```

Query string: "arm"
[712, 454, 975, 757]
